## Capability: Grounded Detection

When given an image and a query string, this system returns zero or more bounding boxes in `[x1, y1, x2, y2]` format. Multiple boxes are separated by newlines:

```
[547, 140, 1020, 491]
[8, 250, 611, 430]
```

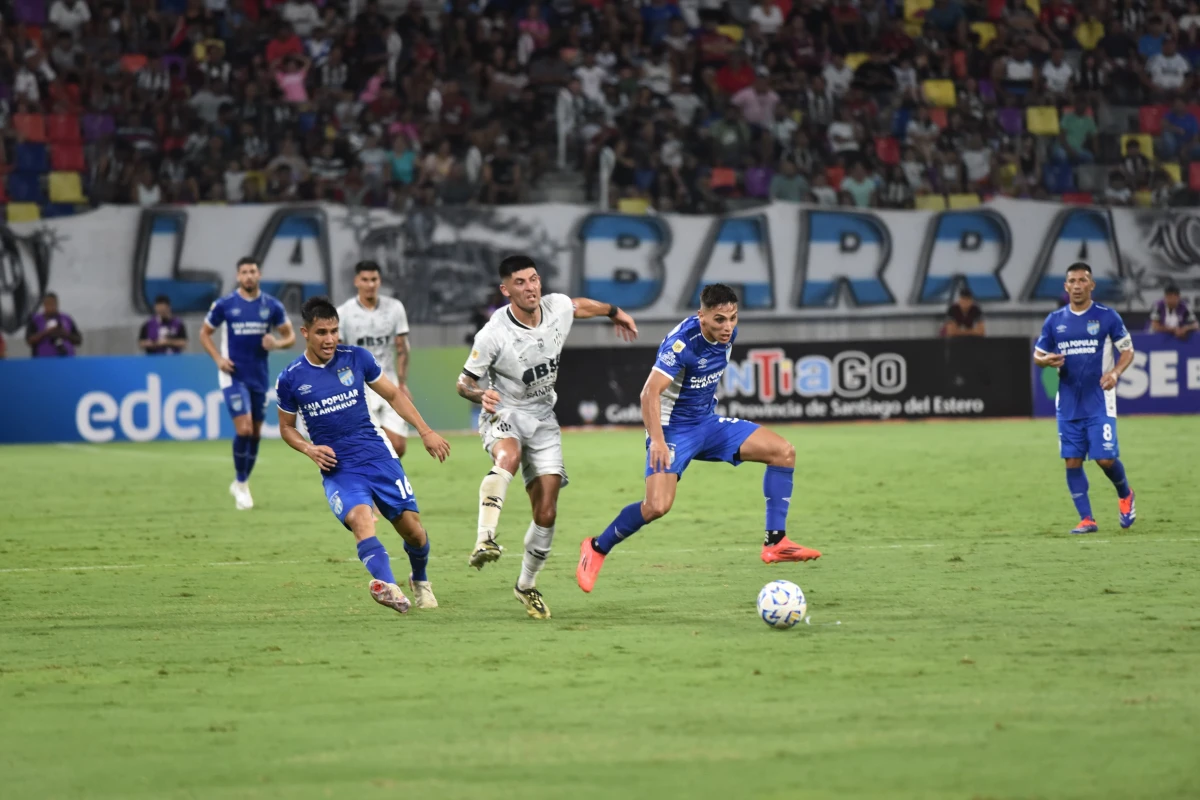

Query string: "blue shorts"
[1058, 415, 1120, 460]
[223, 382, 267, 422]
[322, 459, 419, 529]
[645, 415, 760, 478]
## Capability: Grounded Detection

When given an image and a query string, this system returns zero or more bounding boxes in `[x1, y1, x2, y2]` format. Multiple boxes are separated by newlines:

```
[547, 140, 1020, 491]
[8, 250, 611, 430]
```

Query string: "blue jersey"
[205, 291, 288, 392]
[276, 346, 396, 473]
[1035, 302, 1132, 421]
[652, 316, 735, 427]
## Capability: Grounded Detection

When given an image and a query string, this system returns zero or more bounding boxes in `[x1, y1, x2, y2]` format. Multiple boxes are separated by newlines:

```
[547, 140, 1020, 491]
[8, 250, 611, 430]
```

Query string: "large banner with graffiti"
[1032, 332, 1200, 417]
[2, 200, 1199, 337]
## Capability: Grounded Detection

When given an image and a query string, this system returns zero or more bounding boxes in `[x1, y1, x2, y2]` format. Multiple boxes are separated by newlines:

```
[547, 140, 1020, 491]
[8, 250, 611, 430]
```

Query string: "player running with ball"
[276, 297, 451, 614]
[1033, 262, 1137, 534]
[577, 283, 821, 594]
[456, 254, 638, 619]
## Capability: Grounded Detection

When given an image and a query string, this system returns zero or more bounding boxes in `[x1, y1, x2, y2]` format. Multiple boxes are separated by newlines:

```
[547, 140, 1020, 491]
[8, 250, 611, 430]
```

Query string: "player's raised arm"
[571, 297, 638, 342]
[369, 373, 451, 462]
[641, 369, 674, 473]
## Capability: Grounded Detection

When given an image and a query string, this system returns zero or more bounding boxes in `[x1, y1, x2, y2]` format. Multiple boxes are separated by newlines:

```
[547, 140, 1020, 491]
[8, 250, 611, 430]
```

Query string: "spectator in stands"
[770, 157, 810, 202]
[1105, 170, 1134, 205]
[1149, 285, 1199, 338]
[943, 288, 986, 337]
[1145, 36, 1192, 97]
[50, 0, 93, 37]
[732, 68, 780, 130]
[1159, 98, 1200, 160]
[840, 161, 877, 207]
[1122, 139, 1152, 186]
[26, 294, 83, 358]
[138, 295, 188, 355]
[1055, 99, 1099, 164]
[1041, 48, 1076, 97]
[483, 136, 522, 205]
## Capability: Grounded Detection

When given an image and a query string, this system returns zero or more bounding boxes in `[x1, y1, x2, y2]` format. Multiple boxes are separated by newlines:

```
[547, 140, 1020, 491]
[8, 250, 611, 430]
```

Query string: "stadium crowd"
[2, 0, 1200, 220]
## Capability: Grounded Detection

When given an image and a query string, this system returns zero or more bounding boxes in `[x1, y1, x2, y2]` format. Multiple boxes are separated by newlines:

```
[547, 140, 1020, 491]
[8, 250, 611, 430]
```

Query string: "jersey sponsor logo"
[355, 335, 392, 347]
[230, 308, 241, 317]
[689, 371, 725, 389]
[672, 340, 686, 353]
[298, 384, 312, 395]
[1059, 338, 1099, 355]
[1087, 320, 1100, 335]
[1056, 324, 1068, 333]
[229, 320, 270, 337]
[659, 350, 677, 367]
[521, 358, 559, 387]
[698, 357, 708, 368]
[337, 367, 355, 387]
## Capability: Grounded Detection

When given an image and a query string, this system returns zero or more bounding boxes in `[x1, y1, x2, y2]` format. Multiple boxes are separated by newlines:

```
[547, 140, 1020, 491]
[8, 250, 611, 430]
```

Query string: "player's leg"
[224, 383, 255, 510]
[324, 474, 410, 614]
[577, 472, 677, 593]
[370, 393, 408, 459]
[1059, 418, 1097, 533]
[512, 474, 560, 619]
[372, 459, 436, 608]
[1091, 417, 1135, 529]
[713, 421, 820, 563]
[470, 420, 522, 569]
[242, 391, 267, 483]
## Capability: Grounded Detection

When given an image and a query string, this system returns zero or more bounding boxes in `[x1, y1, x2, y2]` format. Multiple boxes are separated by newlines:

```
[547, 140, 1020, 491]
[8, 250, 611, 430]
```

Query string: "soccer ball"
[757, 580, 807, 629]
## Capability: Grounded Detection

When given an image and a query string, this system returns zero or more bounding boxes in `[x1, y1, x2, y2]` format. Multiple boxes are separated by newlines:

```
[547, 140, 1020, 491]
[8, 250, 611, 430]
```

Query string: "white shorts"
[479, 408, 567, 487]
[368, 389, 409, 437]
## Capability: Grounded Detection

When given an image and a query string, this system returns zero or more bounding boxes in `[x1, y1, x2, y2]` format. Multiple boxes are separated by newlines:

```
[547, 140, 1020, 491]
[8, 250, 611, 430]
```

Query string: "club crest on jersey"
[230, 395, 244, 411]
[337, 367, 355, 387]
[672, 340, 686, 354]
[1087, 320, 1100, 335]
[259, 305, 271, 320]
[329, 491, 343, 515]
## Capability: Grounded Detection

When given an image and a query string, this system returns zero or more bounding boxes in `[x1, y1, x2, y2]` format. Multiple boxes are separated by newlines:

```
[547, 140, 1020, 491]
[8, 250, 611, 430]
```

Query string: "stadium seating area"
[2, 0, 1200, 220]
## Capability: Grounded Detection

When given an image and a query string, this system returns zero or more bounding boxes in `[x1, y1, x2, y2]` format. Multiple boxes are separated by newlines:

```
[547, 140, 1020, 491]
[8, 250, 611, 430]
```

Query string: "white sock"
[477, 467, 514, 546]
[517, 522, 554, 590]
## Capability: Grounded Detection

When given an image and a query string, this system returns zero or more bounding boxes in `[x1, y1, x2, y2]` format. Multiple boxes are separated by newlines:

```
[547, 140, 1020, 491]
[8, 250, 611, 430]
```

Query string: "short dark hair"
[301, 296, 339, 327]
[236, 256, 258, 270]
[958, 287, 974, 300]
[700, 283, 739, 308]
[1066, 262, 1093, 276]
[1165, 284, 1181, 295]
[355, 260, 382, 275]
[154, 294, 171, 306]
[498, 254, 537, 279]
[45, 292, 58, 301]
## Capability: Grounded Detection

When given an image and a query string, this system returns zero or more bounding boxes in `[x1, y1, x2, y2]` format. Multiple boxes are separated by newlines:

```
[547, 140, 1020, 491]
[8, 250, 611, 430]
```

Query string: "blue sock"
[244, 437, 261, 478]
[595, 502, 648, 554]
[404, 540, 430, 582]
[356, 536, 396, 584]
[764, 466, 794, 532]
[1099, 459, 1131, 499]
[1066, 467, 1093, 520]
[232, 435, 249, 482]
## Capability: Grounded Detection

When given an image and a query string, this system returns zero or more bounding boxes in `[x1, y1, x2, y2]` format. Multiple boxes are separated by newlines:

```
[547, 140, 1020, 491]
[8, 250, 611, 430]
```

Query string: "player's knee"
[1065, 458, 1084, 468]
[533, 506, 556, 528]
[1095, 458, 1114, 469]
[642, 496, 673, 521]
[495, 453, 520, 473]
[234, 418, 252, 437]
[775, 441, 796, 468]
[344, 505, 374, 534]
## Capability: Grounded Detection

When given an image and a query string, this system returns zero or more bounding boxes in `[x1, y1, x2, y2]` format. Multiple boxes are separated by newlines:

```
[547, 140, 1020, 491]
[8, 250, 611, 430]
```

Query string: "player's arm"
[457, 331, 501, 412]
[395, 333, 410, 385]
[199, 315, 236, 373]
[263, 320, 296, 351]
[641, 368, 673, 473]
[1179, 308, 1199, 336]
[278, 409, 338, 471]
[571, 296, 639, 342]
[167, 322, 188, 351]
[1101, 334, 1135, 390]
[369, 373, 451, 462]
[137, 321, 156, 353]
[1033, 316, 1064, 367]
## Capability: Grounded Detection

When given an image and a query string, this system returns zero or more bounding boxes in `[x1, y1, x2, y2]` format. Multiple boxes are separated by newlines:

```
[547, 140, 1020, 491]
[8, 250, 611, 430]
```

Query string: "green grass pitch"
[2, 417, 1199, 800]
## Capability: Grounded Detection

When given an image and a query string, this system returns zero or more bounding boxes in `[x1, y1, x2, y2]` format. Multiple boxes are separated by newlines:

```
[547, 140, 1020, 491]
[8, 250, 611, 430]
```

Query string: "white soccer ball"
[757, 580, 807, 630]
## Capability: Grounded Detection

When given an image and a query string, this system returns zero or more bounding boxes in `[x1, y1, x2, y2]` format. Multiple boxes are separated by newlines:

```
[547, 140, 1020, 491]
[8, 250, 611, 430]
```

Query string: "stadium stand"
[1, 0, 1198, 217]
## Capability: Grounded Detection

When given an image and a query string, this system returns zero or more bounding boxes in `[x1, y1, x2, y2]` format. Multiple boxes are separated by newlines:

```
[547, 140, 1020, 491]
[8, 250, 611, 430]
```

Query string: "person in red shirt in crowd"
[716, 51, 756, 96]
[697, 18, 735, 68]
[1040, 0, 1079, 47]
[266, 23, 304, 67]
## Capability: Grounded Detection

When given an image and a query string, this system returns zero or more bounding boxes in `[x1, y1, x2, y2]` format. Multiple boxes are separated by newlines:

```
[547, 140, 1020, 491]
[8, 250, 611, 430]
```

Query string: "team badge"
[337, 367, 355, 387]
[259, 305, 271, 320]
[672, 340, 686, 354]
[230, 395, 244, 412]
[1087, 320, 1100, 335]
[329, 491, 343, 515]
[471, 349, 479, 360]
[659, 350, 677, 367]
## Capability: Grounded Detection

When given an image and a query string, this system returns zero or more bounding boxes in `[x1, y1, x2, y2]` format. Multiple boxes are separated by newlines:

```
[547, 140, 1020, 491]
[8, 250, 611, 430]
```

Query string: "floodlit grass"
[1, 417, 1198, 799]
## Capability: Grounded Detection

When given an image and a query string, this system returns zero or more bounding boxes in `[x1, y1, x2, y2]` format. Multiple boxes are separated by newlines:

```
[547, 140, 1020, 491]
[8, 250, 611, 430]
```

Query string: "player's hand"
[217, 357, 236, 374]
[419, 429, 451, 462]
[305, 443, 338, 471]
[1100, 370, 1120, 391]
[612, 310, 639, 342]
[1041, 353, 1065, 368]
[481, 389, 502, 414]
[261, 334, 278, 351]
[647, 439, 672, 473]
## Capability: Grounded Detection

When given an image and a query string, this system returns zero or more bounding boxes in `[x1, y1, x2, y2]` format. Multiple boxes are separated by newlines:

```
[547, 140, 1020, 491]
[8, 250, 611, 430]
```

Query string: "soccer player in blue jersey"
[276, 297, 452, 614]
[576, 283, 821, 593]
[199, 258, 295, 510]
[1034, 262, 1137, 534]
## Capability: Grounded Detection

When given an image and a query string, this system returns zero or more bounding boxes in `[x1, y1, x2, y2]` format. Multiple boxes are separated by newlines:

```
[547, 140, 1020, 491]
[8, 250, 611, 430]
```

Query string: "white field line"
[2, 539, 1197, 575]
[56, 443, 231, 462]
